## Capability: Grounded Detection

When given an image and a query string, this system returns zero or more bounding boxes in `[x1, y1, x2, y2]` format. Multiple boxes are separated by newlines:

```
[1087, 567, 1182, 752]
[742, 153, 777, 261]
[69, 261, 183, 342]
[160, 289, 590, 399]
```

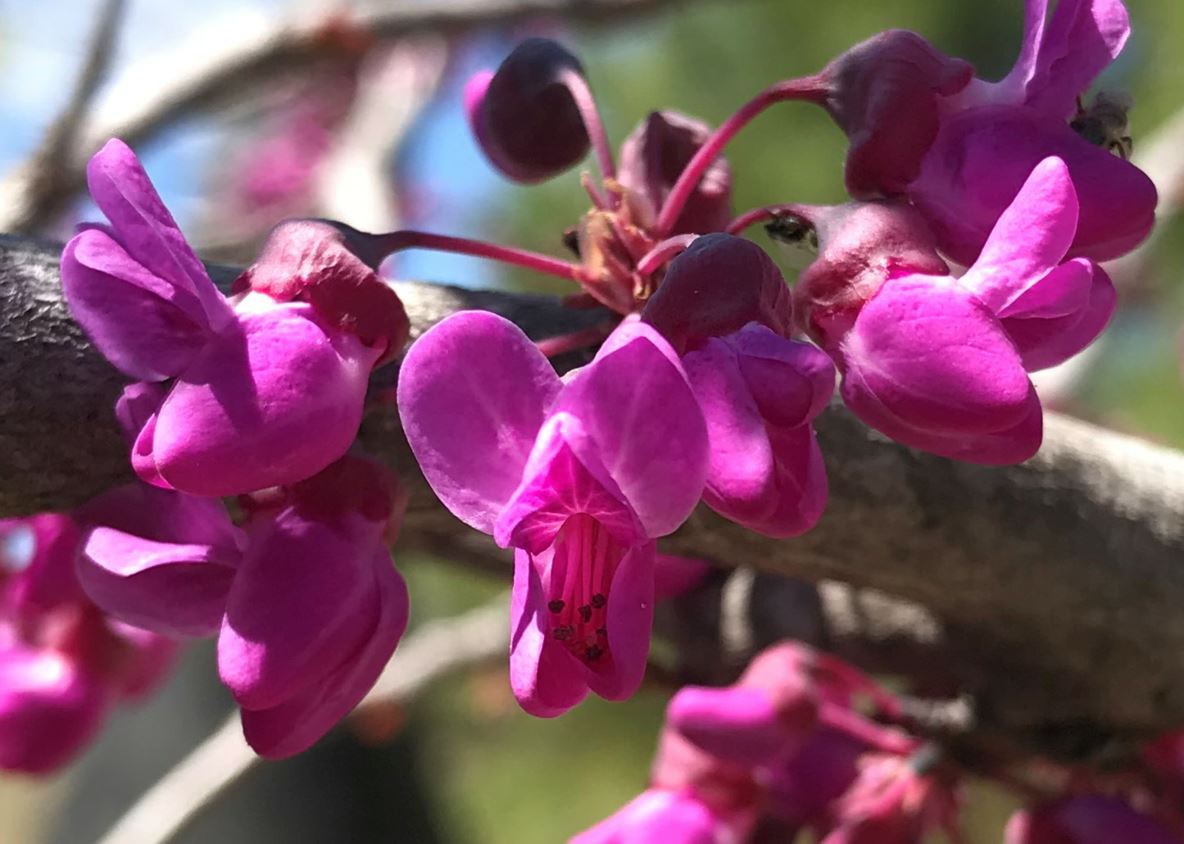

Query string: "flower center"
[546, 513, 626, 665]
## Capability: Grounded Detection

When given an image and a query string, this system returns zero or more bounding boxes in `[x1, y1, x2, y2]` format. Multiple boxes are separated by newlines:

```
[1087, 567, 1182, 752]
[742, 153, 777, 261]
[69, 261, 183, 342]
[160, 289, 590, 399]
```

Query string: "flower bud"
[618, 110, 733, 235]
[465, 38, 591, 183]
[643, 233, 794, 353]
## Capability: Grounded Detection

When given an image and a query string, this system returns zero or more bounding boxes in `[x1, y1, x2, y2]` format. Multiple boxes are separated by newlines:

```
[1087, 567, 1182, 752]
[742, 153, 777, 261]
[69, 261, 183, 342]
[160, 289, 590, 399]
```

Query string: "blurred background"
[0, 0, 1181, 841]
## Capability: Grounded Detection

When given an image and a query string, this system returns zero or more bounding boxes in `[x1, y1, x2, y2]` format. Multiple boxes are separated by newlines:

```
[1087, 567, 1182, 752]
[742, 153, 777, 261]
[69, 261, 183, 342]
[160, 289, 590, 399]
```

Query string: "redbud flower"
[908, 0, 1156, 263]
[643, 235, 833, 537]
[1005, 795, 1179, 844]
[465, 38, 592, 183]
[795, 157, 1114, 463]
[399, 313, 709, 715]
[78, 456, 408, 758]
[0, 513, 177, 774]
[60, 140, 407, 496]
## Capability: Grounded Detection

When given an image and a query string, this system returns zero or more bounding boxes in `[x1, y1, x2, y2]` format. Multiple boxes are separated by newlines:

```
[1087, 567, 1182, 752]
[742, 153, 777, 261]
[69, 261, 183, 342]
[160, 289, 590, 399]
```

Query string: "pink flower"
[1005, 796, 1179, 844]
[795, 157, 1114, 464]
[914, 0, 1154, 263]
[815, 0, 1155, 263]
[465, 38, 592, 183]
[643, 235, 834, 537]
[399, 313, 709, 715]
[60, 139, 407, 496]
[77, 456, 408, 758]
[0, 513, 177, 774]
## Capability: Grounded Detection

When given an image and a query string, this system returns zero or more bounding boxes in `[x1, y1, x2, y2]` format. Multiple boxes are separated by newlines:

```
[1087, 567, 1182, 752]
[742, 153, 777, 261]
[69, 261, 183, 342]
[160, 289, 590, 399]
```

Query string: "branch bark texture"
[2, 236, 1183, 760]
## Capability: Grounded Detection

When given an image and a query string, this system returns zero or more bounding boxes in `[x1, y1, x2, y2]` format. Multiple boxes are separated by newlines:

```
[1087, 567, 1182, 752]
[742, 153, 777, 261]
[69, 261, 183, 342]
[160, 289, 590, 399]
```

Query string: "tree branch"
[2, 236, 1183, 761]
[0, 0, 689, 233]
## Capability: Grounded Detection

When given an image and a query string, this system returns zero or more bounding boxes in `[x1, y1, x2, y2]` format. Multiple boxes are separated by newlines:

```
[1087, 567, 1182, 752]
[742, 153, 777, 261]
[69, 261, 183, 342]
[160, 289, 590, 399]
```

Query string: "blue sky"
[0, 0, 504, 287]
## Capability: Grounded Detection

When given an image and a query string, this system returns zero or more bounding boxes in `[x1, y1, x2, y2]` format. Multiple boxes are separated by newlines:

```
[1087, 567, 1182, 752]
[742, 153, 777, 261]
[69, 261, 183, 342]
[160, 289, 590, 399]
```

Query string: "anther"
[553, 625, 574, 641]
[590, 593, 606, 609]
[578, 605, 593, 623]
[584, 645, 604, 662]
[548, 599, 566, 613]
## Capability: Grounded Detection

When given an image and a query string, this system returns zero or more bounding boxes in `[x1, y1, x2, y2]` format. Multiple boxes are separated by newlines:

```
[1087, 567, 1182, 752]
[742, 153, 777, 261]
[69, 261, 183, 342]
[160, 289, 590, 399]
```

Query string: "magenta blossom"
[643, 235, 834, 537]
[907, 0, 1156, 263]
[77, 456, 408, 758]
[0, 513, 177, 774]
[399, 312, 708, 715]
[794, 156, 1114, 464]
[60, 139, 407, 496]
[1005, 795, 1179, 844]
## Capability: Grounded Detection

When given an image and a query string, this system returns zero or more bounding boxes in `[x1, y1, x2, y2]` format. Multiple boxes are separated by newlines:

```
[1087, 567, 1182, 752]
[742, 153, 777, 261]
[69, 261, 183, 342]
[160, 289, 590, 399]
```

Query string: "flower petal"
[146, 303, 377, 496]
[1002, 262, 1116, 370]
[218, 513, 382, 709]
[86, 139, 233, 329]
[843, 365, 1044, 464]
[557, 322, 709, 537]
[240, 549, 408, 758]
[683, 339, 776, 513]
[398, 311, 562, 534]
[1025, 0, 1131, 118]
[78, 527, 236, 637]
[60, 230, 211, 381]
[965, 157, 1079, 313]
[495, 414, 641, 553]
[570, 790, 723, 844]
[910, 106, 1156, 264]
[509, 548, 589, 717]
[668, 686, 789, 767]
[841, 276, 1032, 433]
[583, 542, 655, 702]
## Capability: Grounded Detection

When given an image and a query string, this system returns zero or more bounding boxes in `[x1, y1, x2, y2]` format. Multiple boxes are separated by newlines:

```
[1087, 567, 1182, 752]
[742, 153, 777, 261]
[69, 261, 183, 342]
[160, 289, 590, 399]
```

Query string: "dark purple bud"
[642, 234, 792, 353]
[820, 30, 973, 198]
[464, 38, 591, 183]
[618, 110, 733, 235]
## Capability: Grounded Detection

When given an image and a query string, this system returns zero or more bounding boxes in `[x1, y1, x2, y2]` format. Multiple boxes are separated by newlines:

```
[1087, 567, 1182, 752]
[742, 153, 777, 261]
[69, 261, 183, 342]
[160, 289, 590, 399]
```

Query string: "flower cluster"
[21, 0, 1160, 809]
[44, 140, 413, 762]
[572, 642, 963, 843]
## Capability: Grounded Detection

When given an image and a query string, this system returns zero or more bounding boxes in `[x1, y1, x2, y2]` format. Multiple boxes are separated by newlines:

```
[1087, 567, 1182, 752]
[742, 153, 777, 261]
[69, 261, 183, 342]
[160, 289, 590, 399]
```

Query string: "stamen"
[545, 513, 626, 666]
[655, 77, 828, 237]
